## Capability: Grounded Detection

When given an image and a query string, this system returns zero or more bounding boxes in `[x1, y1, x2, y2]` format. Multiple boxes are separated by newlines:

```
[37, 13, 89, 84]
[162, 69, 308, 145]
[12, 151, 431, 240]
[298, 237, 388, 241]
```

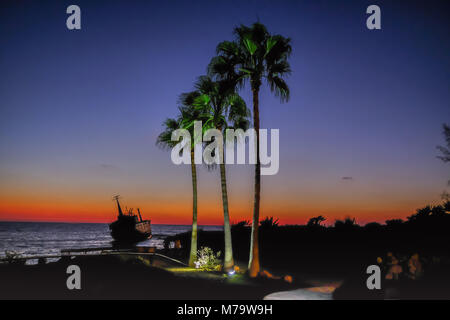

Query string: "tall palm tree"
[156, 102, 200, 268]
[188, 76, 250, 271]
[208, 22, 292, 277]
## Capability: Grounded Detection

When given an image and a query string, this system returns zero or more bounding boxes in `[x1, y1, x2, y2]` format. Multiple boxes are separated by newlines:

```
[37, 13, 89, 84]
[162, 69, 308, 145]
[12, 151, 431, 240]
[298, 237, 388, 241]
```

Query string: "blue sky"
[0, 0, 449, 223]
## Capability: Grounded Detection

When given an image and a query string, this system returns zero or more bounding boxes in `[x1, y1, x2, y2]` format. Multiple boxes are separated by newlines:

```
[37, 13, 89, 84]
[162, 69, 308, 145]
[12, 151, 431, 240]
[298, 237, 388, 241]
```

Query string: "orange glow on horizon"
[0, 178, 440, 225]
[0, 200, 416, 226]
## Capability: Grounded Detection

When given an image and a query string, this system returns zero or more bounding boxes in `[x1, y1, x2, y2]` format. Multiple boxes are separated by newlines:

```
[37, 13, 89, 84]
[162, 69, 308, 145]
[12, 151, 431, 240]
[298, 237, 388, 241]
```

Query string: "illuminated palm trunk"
[248, 85, 261, 277]
[219, 161, 234, 271]
[188, 150, 198, 267]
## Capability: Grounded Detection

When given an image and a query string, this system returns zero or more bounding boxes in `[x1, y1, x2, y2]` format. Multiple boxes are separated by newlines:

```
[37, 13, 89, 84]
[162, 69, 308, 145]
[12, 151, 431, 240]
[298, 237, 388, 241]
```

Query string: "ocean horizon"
[0, 221, 223, 258]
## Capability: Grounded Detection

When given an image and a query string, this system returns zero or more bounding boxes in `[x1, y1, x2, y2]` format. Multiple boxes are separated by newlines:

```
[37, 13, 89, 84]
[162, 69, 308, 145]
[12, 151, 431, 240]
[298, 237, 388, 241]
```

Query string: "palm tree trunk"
[219, 161, 234, 271]
[248, 85, 261, 277]
[188, 150, 198, 267]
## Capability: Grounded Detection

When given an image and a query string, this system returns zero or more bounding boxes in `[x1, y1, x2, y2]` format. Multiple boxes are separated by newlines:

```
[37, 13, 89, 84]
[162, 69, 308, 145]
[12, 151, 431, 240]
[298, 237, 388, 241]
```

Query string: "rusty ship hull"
[109, 196, 152, 243]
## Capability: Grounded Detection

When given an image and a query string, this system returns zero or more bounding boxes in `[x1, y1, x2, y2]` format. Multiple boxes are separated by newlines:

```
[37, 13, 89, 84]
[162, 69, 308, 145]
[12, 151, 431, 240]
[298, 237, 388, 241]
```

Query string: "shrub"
[260, 216, 279, 231]
[231, 220, 250, 232]
[194, 247, 221, 271]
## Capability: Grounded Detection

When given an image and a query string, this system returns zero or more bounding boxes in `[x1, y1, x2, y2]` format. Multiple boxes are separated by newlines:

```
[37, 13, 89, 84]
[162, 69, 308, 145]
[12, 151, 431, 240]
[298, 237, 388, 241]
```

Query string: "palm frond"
[267, 75, 290, 102]
[267, 60, 291, 76]
[178, 91, 201, 107]
[216, 40, 239, 56]
[156, 117, 180, 150]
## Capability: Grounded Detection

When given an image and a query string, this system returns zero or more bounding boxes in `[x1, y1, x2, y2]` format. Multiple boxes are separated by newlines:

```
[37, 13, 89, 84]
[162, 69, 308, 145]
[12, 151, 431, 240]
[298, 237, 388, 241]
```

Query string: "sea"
[0, 222, 222, 258]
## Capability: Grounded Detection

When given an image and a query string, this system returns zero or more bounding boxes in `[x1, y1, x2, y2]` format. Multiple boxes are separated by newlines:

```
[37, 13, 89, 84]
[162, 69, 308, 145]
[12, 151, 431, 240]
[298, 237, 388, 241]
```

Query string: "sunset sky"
[1, 0, 449, 225]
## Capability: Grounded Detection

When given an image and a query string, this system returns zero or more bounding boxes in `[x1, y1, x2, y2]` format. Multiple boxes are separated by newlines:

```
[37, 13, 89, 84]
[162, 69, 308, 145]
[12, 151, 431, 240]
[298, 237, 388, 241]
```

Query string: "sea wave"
[0, 222, 222, 258]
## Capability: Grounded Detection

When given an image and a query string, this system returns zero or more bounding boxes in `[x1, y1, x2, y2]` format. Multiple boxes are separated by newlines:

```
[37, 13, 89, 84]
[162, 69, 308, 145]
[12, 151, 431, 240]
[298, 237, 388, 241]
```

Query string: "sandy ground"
[0, 255, 306, 299]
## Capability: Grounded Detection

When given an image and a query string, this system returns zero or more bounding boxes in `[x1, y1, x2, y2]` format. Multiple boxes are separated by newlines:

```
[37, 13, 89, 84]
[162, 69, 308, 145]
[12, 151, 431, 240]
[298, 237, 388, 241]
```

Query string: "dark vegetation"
[164, 201, 450, 299]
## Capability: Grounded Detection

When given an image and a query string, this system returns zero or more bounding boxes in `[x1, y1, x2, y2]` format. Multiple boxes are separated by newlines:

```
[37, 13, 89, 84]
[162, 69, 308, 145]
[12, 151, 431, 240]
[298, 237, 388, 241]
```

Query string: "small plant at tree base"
[194, 247, 221, 271]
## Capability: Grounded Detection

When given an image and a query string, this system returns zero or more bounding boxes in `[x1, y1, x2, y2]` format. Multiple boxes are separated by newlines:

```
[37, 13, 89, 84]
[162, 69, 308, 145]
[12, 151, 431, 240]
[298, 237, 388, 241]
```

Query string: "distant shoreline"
[0, 220, 224, 227]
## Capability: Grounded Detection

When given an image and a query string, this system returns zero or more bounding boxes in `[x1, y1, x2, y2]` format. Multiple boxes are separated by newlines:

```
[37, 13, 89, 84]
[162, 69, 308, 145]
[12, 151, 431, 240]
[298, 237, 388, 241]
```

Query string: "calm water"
[0, 222, 222, 258]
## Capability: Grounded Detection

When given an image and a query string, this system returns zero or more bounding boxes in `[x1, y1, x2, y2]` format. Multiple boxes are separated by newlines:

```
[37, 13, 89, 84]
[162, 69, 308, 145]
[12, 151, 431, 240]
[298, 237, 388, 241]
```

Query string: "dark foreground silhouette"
[2, 202, 449, 299]
[0, 255, 300, 299]
[164, 202, 450, 299]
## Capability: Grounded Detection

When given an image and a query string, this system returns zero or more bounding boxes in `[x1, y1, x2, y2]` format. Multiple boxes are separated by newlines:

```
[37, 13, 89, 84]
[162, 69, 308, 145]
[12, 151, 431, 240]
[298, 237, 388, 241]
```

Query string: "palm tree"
[156, 103, 200, 268]
[189, 76, 250, 271]
[208, 23, 292, 277]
